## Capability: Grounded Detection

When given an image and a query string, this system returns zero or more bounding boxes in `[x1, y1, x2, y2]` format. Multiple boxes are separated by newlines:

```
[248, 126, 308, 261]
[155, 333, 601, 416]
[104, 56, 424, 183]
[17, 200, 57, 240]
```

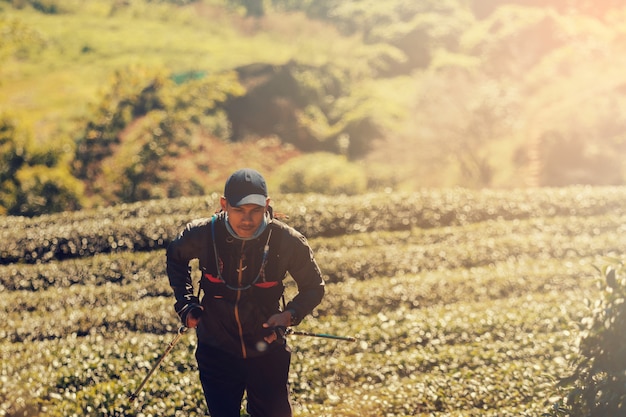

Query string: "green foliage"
[3, 0, 626, 211]
[372, 3, 626, 189]
[538, 134, 623, 186]
[454, 5, 626, 188]
[73, 65, 170, 181]
[461, 6, 557, 77]
[270, 0, 474, 74]
[170, 71, 243, 136]
[0, 113, 83, 216]
[0, 114, 26, 214]
[547, 258, 626, 416]
[74, 66, 244, 204]
[7, 0, 61, 14]
[0, 13, 48, 62]
[3, 187, 620, 416]
[5, 0, 202, 14]
[272, 153, 367, 195]
[393, 68, 522, 188]
[290, 64, 378, 156]
[13, 164, 83, 216]
[223, 61, 390, 159]
[2, 186, 625, 263]
[231, 0, 265, 17]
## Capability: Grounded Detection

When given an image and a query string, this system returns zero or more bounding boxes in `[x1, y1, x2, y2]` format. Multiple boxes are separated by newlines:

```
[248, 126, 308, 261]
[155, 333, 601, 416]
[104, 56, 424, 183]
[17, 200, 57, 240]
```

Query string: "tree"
[469, 0, 624, 19]
[75, 66, 244, 204]
[13, 165, 83, 216]
[373, 66, 521, 188]
[0, 115, 26, 215]
[0, 114, 83, 216]
[73, 65, 170, 189]
[270, 0, 475, 76]
[223, 61, 389, 158]
[461, 5, 626, 186]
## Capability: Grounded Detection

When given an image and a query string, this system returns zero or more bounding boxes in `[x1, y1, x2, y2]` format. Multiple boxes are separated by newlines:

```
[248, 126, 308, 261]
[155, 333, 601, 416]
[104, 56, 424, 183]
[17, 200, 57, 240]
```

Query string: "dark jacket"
[166, 212, 325, 358]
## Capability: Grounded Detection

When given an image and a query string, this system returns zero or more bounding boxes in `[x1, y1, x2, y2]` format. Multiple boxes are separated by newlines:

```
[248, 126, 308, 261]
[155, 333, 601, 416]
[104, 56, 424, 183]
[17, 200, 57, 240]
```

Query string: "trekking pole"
[129, 325, 188, 403]
[285, 327, 357, 342]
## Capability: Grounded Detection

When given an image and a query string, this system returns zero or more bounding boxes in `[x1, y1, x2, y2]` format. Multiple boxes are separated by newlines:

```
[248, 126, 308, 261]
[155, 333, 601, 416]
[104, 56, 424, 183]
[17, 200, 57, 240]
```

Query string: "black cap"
[224, 168, 268, 207]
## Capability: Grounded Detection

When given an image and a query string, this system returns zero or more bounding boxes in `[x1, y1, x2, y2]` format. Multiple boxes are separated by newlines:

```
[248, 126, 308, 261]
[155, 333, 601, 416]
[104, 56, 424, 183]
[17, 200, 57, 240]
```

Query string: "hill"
[2, 0, 626, 217]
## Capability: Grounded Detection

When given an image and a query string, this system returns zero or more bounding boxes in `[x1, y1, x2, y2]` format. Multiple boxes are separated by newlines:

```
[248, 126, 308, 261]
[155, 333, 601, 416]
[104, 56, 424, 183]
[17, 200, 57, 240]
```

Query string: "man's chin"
[236, 229, 254, 238]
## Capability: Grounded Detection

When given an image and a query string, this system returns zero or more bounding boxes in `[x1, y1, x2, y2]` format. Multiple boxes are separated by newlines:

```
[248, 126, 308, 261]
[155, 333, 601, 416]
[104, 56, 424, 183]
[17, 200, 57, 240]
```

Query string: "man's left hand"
[262, 311, 293, 343]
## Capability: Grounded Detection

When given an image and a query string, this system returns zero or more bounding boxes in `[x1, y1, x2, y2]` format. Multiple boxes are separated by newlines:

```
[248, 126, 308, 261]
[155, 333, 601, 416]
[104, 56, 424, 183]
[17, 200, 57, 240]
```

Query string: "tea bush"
[1, 286, 589, 416]
[2, 186, 625, 264]
[1, 187, 623, 416]
[4, 211, 622, 291]
[548, 259, 626, 416]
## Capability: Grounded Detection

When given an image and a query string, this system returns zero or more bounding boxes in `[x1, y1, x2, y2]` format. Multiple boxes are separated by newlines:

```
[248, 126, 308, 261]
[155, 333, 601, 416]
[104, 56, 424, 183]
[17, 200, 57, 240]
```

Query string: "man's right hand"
[186, 306, 204, 328]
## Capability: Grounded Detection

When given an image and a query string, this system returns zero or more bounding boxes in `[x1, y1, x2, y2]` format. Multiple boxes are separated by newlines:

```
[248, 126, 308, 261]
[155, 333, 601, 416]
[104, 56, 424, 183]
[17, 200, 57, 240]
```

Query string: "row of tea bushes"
[289, 287, 592, 416]
[315, 211, 625, 282]
[1, 283, 589, 417]
[0, 329, 205, 417]
[3, 210, 623, 292]
[0, 251, 162, 291]
[2, 187, 625, 264]
[0, 213, 191, 264]
[3, 295, 178, 343]
[2, 253, 597, 343]
[2, 255, 591, 320]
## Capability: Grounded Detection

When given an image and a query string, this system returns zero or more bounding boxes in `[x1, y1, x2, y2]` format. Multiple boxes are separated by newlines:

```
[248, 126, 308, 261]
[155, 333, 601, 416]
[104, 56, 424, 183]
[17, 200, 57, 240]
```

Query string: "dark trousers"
[195, 343, 293, 417]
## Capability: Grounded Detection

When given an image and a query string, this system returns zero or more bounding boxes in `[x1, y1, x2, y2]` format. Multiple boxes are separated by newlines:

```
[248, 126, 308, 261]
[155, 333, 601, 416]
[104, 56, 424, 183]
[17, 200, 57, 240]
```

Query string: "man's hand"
[185, 306, 204, 328]
[262, 310, 292, 344]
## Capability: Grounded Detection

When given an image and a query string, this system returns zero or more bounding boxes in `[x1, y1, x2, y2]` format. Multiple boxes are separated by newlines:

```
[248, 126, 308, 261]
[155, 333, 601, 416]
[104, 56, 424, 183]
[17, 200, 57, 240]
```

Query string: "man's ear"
[220, 197, 228, 211]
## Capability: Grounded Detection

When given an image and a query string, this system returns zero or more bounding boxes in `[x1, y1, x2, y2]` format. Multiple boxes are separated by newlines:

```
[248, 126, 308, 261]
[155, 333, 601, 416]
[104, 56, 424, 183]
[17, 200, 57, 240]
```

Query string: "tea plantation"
[1, 187, 624, 416]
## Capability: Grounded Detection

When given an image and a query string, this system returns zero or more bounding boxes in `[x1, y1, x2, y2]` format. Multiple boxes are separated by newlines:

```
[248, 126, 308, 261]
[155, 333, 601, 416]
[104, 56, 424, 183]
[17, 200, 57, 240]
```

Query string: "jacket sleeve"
[283, 229, 325, 325]
[166, 219, 208, 325]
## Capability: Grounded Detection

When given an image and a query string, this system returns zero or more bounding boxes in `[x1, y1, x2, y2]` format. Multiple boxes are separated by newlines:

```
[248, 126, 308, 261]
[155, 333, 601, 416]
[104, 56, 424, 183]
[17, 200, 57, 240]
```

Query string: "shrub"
[272, 152, 367, 195]
[549, 258, 626, 416]
[13, 165, 83, 216]
[0, 113, 84, 216]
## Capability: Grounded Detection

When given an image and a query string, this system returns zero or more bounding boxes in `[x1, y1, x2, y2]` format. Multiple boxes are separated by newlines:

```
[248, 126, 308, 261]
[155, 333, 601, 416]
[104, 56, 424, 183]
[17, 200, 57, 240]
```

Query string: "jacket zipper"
[234, 240, 247, 358]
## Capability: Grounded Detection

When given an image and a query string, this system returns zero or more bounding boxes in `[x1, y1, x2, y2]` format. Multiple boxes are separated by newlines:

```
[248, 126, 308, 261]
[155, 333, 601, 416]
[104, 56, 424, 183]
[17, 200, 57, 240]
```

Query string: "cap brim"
[230, 194, 267, 207]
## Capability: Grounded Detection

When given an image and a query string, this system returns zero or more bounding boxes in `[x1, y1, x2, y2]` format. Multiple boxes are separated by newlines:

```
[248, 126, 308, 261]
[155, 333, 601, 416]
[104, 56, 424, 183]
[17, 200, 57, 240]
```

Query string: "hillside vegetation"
[2, 0, 626, 216]
[1, 186, 624, 416]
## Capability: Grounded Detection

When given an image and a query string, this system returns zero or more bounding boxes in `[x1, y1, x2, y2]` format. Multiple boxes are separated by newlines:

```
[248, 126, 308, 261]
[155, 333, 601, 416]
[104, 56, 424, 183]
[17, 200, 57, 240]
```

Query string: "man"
[166, 168, 325, 417]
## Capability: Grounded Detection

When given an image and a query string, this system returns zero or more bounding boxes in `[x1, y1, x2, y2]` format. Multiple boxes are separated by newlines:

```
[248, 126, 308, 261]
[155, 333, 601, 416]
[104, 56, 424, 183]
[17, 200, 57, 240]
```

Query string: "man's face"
[221, 198, 268, 238]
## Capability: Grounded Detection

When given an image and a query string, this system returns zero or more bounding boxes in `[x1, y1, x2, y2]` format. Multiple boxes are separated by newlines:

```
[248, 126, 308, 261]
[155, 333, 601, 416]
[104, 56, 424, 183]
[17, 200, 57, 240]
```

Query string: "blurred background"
[1, 0, 625, 216]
